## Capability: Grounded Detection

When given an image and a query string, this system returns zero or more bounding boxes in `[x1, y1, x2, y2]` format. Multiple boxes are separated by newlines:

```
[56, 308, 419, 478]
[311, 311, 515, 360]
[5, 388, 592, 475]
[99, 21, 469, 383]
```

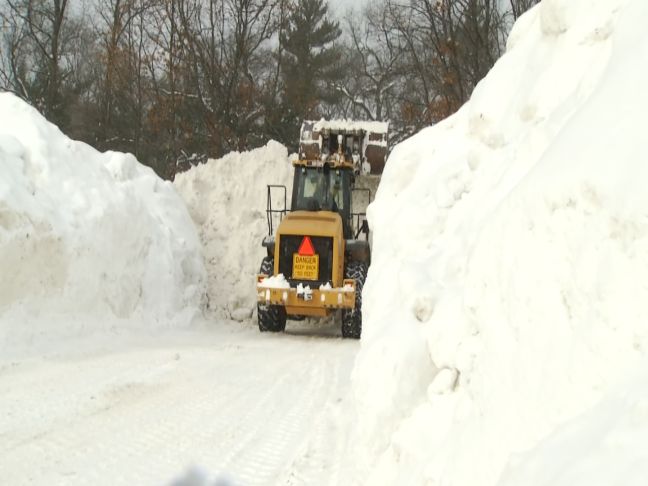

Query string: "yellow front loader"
[255, 120, 387, 338]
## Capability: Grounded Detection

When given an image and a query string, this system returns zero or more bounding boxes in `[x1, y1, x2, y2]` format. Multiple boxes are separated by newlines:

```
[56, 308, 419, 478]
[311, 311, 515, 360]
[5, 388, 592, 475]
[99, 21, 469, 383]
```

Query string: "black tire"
[341, 261, 368, 339]
[257, 257, 287, 333]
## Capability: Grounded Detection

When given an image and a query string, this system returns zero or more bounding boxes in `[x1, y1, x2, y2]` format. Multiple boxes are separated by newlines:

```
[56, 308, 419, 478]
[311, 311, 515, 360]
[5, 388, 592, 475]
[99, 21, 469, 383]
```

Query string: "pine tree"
[269, 0, 342, 149]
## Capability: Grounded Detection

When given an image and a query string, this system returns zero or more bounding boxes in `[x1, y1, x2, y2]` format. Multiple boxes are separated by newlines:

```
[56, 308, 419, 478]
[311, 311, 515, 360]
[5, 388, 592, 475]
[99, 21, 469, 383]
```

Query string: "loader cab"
[291, 164, 353, 238]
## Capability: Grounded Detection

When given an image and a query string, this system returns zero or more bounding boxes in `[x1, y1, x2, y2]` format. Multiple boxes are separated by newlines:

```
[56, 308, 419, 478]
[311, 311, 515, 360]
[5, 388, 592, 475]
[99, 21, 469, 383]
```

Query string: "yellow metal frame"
[257, 275, 356, 317]
[262, 187, 353, 318]
[275, 211, 345, 287]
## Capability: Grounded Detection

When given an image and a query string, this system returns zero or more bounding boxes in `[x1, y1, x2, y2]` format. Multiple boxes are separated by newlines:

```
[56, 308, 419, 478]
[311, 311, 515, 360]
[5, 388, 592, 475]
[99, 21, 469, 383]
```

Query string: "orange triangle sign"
[298, 236, 316, 256]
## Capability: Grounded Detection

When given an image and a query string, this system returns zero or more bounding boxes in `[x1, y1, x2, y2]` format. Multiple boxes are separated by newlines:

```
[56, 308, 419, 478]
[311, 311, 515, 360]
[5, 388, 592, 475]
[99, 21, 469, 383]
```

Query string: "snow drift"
[174, 142, 293, 320]
[351, 0, 648, 484]
[0, 93, 206, 351]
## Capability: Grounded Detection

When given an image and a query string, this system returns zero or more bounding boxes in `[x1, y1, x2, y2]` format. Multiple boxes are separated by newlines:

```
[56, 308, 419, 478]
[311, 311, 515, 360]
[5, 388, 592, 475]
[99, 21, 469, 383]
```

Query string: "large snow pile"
[174, 142, 293, 320]
[351, 0, 648, 484]
[0, 94, 206, 350]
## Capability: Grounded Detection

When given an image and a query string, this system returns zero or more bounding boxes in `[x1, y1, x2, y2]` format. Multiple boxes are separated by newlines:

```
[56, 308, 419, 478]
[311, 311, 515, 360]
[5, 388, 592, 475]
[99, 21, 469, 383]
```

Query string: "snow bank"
[174, 142, 293, 320]
[351, 0, 648, 484]
[0, 93, 206, 351]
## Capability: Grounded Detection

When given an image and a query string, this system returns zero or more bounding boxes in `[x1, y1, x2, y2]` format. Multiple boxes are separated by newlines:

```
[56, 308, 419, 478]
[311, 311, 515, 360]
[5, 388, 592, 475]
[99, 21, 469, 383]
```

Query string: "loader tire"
[341, 261, 368, 339]
[257, 257, 286, 333]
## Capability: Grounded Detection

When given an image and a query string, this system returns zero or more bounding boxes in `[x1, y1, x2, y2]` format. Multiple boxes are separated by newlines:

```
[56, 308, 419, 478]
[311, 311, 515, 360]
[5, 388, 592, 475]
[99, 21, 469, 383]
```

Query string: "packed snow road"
[0, 320, 358, 486]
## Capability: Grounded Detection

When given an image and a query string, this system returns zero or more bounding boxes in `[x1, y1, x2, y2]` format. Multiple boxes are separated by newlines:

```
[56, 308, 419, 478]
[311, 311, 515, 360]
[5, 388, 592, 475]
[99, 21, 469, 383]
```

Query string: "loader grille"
[279, 235, 333, 287]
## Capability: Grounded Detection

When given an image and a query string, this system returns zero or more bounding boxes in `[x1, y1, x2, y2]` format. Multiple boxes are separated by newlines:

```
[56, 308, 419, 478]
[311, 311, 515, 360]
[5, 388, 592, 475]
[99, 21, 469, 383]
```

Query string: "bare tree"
[93, 0, 153, 151]
[170, 0, 279, 154]
[339, 1, 403, 123]
[1, 0, 79, 127]
[398, 0, 505, 122]
[0, 7, 31, 97]
[509, 0, 540, 20]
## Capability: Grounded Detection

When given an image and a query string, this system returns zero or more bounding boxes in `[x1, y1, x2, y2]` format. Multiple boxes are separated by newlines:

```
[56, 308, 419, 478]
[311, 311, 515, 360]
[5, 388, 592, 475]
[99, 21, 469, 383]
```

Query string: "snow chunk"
[427, 367, 459, 397]
[230, 308, 253, 322]
[296, 283, 312, 297]
[258, 274, 291, 289]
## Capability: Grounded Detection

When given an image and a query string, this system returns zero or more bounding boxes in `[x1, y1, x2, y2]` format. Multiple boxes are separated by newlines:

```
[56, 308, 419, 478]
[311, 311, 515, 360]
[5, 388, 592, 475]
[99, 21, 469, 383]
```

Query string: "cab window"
[292, 168, 327, 210]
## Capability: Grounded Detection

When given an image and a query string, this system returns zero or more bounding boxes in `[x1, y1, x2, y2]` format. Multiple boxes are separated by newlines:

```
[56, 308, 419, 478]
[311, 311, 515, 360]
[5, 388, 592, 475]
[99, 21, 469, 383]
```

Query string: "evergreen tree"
[268, 0, 342, 149]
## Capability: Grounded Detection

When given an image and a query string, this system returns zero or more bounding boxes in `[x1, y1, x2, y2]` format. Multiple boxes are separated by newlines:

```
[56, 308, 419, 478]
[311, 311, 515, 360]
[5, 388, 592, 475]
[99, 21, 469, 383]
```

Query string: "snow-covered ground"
[350, 0, 648, 484]
[0, 320, 358, 486]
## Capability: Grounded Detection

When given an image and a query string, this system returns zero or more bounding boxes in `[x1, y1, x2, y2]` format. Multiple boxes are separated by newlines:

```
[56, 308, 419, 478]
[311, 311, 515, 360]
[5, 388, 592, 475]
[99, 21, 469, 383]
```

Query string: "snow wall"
[351, 0, 648, 484]
[174, 142, 293, 320]
[0, 94, 207, 351]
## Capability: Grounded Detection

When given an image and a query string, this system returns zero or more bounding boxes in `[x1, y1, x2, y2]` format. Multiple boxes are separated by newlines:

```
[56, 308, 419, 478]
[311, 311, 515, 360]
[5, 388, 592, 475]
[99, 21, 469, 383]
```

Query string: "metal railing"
[350, 212, 369, 240]
[266, 184, 370, 240]
[266, 185, 287, 235]
[350, 187, 371, 240]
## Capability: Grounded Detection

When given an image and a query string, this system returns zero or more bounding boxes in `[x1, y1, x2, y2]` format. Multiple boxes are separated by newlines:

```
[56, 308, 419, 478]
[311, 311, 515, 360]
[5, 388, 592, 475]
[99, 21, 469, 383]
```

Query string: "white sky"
[329, 0, 368, 15]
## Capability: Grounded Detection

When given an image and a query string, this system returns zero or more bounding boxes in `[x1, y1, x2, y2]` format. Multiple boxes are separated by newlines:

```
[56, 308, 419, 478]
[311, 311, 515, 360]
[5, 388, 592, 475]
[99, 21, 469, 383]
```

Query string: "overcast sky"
[329, 0, 368, 15]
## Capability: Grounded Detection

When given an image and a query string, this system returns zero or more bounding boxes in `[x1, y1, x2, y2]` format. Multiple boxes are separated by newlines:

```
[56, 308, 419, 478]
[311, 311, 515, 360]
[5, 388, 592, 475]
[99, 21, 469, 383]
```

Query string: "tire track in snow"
[2, 348, 268, 484]
[222, 353, 328, 485]
[278, 357, 352, 486]
[0, 327, 358, 486]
